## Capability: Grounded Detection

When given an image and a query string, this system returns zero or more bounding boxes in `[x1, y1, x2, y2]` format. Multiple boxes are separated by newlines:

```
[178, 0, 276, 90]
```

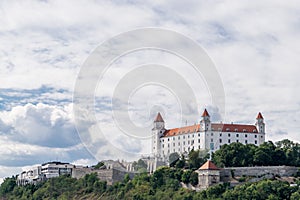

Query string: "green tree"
[189, 171, 198, 186]
[188, 149, 209, 170]
[0, 176, 17, 196]
[181, 170, 192, 184]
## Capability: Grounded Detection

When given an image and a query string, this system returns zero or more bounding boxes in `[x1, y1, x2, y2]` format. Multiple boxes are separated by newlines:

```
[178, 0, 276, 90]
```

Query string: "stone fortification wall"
[72, 167, 136, 185]
[220, 166, 298, 182]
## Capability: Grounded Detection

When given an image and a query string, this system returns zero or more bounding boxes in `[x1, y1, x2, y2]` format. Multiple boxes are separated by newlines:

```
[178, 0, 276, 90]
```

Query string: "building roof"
[211, 123, 258, 133]
[199, 160, 219, 170]
[201, 109, 210, 117]
[161, 123, 258, 137]
[154, 112, 164, 122]
[256, 112, 264, 119]
[163, 124, 200, 137]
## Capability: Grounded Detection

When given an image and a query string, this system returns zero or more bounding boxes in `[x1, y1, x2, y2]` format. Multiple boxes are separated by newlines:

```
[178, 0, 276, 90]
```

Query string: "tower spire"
[256, 112, 263, 119]
[202, 109, 210, 117]
[154, 112, 164, 122]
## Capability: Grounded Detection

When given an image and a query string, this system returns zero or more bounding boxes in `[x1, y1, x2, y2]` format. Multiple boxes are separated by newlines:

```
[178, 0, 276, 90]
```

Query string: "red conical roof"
[256, 112, 263, 119]
[154, 112, 164, 122]
[201, 109, 210, 117]
[199, 160, 219, 170]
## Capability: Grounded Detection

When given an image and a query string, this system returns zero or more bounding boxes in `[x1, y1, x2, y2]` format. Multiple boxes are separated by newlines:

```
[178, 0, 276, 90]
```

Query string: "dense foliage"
[212, 139, 300, 167]
[1, 171, 299, 200]
[1, 139, 299, 199]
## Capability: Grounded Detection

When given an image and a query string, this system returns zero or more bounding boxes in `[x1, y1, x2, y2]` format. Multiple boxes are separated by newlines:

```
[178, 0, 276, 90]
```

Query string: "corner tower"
[151, 112, 165, 157]
[200, 109, 211, 132]
[255, 112, 265, 133]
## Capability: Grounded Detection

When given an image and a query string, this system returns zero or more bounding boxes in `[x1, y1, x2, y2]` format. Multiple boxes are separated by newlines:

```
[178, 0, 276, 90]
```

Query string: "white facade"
[17, 161, 74, 185]
[152, 109, 266, 161]
[41, 161, 74, 178]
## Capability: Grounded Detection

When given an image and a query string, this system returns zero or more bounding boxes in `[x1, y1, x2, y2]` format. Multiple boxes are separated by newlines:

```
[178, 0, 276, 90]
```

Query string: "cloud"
[0, 103, 80, 148]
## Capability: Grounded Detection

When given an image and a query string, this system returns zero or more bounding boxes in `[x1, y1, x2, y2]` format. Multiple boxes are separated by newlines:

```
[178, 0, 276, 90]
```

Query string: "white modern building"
[41, 161, 74, 178]
[17, 161, 74, 185]
[151, 109, 265, 162]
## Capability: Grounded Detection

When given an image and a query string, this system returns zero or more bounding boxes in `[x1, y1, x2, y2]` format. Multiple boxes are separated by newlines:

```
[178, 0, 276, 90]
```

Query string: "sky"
[0, 0, 300, 182]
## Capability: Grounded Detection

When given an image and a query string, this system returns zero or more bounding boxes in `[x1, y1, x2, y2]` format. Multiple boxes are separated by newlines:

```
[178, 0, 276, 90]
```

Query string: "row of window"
[161, 133, 201, 142]
[162, 139, 199, 148]
[218, 139, 258, 145]
[162, 145, 201, 155]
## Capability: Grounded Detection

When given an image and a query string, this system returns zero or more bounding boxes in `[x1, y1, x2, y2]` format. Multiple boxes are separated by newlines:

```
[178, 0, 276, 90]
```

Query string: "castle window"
[183, 141, 185, 145]
[188, 135, 190, 138]
[162, 144, 164, 148]
[219, 133, 222, 137]
[198, 139, 200, 143]
[211, 139, 213, 142]
[228, 139, 231, 143]
[212, 128, 214, 131]
[192, 134, 194, 137]
[198, 133, 200, 137]
[245, 140, 248, 144]
[236, 134, 239, 137]
[253, 129, 256, 132]
[162, 139, 164, 142]
[211, 133, 213, 136]
[173, 149, 175, 152]
[168, 138, 170, 141]
[228, 133, 231, 137]
[198, 145, 200, 149]
[191, 140, 194, 145]
[173, 143, 175, 147]
[245, 134, 248, 138]
[219, 139, 222, 143]
[226, 128, 230, 131]
[236, 140, 239, 143]
[235, 128, 238, 132]
[168, 144, 169, 147]
[183, 136, 185, 139]
[188, 141, 190, 144]
[178, 142, 180, 146]
[255, 140, 257, 144]
[178, 136, 180, 139]
[173, 137, 175, 141]
[255, 135, 257, 138]
[243, 129, 246, 132]
[261, 135, 263, 138]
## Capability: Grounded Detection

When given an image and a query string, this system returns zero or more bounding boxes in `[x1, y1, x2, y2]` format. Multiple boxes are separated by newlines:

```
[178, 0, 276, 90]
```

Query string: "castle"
[151, 109, 265, 164]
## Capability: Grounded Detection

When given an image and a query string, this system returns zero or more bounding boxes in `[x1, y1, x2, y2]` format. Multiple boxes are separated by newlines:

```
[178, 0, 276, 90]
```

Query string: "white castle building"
[151, 109, 265, 162]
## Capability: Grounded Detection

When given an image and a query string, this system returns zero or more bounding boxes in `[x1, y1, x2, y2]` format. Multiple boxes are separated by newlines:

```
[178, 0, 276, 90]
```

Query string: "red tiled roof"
[211, 123, 258, 133]
[161, 123, 258, 138]
[199, 160, 219, 170]
[163, 124, 200, 137]
[257, 112, 264, 119]
[154, 112, 164, 122]
[201, 109, 210, 117]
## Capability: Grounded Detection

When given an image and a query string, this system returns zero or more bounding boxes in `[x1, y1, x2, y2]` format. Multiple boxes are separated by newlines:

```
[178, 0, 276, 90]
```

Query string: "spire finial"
[202, 109, 210, 117]
[154, 112, 164, 122]
[256, 112, 263, 119]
